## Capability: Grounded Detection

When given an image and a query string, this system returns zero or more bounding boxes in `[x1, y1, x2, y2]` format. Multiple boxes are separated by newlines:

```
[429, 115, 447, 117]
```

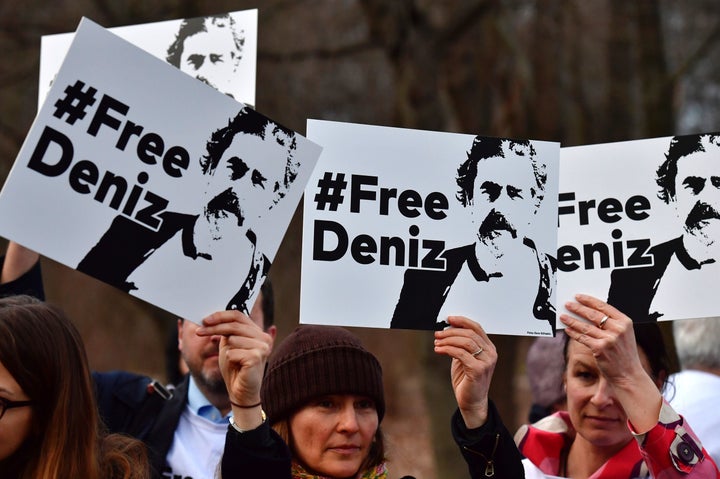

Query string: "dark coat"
[93, 371, 187, 478]
[0, 254, 45, 300]
[221, 400, 525, 479]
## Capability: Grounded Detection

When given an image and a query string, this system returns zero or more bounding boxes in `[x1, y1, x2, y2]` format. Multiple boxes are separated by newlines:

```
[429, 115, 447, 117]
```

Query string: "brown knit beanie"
[261, 325, 385, 423]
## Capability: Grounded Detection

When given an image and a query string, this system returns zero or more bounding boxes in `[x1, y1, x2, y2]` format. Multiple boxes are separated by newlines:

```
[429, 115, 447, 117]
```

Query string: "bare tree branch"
[668, 19, 720, 85]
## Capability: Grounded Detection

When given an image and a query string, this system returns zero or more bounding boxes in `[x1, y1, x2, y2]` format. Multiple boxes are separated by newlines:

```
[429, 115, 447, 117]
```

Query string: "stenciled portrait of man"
[77, 107, 299, 315]
[390, 136, 556, 332]
[608, 132, 720, 322]
[166, 13, 245, 99]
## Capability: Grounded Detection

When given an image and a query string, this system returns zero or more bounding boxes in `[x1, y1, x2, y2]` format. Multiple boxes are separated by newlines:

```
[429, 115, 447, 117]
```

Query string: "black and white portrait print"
[608, 133, 720, 322]
[77, 107, 299, 315]
[166, 13, 245, 100]
[390, 136, 557, 332]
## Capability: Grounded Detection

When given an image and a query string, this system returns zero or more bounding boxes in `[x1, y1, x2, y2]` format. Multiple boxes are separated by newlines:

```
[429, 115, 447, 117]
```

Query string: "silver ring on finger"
[598, 315, 609, 329]
[472, 347, 484, 358]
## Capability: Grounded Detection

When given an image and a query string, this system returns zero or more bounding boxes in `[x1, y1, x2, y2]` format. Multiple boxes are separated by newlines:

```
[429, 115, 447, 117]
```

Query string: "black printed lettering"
[94, 170, 128, 210]
[611, 228, 624, 267]
[163, 146, 190, 178]
[379, 236, 405, 266]
[559, 193, 652, 225]
[350, 175, 448, 220]
[424, 192, 448, 220]
[313, 220, 348, 261]
[583, 242, 610, 269]
[558, 234, 654, 271]
[378, 187, 397, 215]
[351, 234, 376, 264]
[421, 240, 446, 269]
[122, 172, 149, 216]
[407, 225, 419, 267]
[558, 192, 576, 217]
[397, 189, 422, 218]
[557, 245, 581, 272]
[84, 91, 189, 179]
[350, 175, 377, 213]
[625, 195, 651, 221]
[626, 239, 653, 266]
[27, 126, 74, 177]
[578, 199, 596, 226]
[137, 132, 164, 165]
[134, 191, 169, 230]
[313, 220, 446, 269]
[68, 159, 99, 194]
[597, 198, 623, 223]
[115, 120, 144, 151]
[87, 94, 129, 137]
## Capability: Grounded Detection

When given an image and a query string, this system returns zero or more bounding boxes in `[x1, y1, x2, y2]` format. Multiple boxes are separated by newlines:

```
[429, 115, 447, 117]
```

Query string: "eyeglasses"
[0, 397, 33, 420]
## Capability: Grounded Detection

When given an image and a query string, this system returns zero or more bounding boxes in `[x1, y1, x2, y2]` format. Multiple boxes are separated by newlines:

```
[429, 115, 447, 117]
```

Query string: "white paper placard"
[0, 18, 321, 323]
[301, 120, 559, 336]
[39, 9, 257, 108]
[557, 133, 720, 323]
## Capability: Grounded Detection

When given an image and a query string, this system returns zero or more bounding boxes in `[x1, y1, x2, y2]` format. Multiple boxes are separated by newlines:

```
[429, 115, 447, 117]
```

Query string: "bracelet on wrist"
[229, 408, 266, 433]
[230, 400, 261, 409]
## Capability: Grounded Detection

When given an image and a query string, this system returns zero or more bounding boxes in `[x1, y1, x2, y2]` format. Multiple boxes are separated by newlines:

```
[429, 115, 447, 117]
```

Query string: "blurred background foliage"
[1, 1, 719, 477]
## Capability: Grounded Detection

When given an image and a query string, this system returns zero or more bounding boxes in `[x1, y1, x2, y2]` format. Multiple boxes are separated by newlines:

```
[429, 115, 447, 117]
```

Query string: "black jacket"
[221, 400, 525, 478]
[0, 254, 45, 300]
[93, 371, 187, 478]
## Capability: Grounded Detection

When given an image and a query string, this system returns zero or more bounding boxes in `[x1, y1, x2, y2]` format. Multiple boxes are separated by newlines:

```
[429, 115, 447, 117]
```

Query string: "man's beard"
[204, 188, 244, 240]
[477, 209, 518, 242]
[683, 201, 720, 264]
[195, 75, 235, 99]
[195, 75, 218, 91]
[685, 201, 720, 234]
[193, 368, 228, 396]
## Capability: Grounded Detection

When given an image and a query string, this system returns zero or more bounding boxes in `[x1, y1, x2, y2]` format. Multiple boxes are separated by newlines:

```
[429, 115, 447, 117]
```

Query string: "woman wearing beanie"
[197, 310, 524, 478]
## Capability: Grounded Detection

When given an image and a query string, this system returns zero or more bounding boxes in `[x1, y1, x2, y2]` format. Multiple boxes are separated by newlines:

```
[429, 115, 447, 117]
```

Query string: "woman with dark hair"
[196, 310, 524, 478]
[0, 295, 149, 479]
[515, 294, 719, 478]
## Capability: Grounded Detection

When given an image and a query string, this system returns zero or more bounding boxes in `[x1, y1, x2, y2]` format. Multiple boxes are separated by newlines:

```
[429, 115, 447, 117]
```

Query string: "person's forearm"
[459, 399, 489, 429]
[1, 241, 40, 284]
[613, 370, 663, 434]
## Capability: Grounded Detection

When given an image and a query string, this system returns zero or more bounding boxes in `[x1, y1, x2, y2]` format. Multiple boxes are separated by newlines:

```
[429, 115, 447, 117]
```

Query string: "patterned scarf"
[291, 460, 388, 479]
[515, 411, 649, 479]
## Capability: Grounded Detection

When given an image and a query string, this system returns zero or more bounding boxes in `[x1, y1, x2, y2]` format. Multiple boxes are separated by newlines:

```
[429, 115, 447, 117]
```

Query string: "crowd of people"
[4, 2, 720, 475]
[2, 239, 719, 479]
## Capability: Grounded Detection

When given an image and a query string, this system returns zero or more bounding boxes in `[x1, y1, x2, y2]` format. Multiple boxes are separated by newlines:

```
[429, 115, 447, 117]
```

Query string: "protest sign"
[38, 9, 257, 108]
[301, 120, 559, 336]
[557, 133, 720, 323]
[0, 18, 321, 323]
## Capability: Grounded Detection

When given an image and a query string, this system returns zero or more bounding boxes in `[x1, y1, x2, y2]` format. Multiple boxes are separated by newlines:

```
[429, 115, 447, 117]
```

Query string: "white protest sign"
[557, 133, 720, 323]
[0, 18, 321, 322]
[301, 120, 559, 336]
[39, 9, 257, 108]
